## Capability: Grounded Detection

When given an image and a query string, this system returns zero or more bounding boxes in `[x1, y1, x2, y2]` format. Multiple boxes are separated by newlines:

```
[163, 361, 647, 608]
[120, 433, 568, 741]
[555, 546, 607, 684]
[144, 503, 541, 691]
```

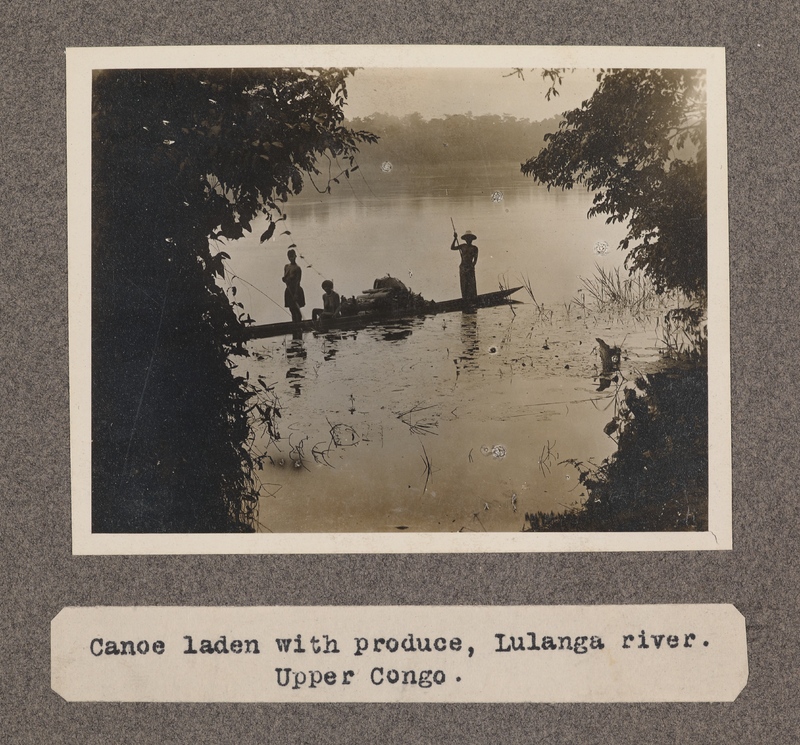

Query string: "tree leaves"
[91, 67, 378, 532]
[523, 69, 707, 297]
[260, 221, 276, 243]
[207, 251, 230, 278]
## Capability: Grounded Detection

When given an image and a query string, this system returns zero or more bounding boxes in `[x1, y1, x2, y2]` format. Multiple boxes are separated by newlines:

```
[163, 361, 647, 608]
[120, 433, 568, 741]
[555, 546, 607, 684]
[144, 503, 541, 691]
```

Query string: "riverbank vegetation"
[92, 68, 375, 532]
[573, 264, 666, 319]
[92, 65, 712, 534]
[524, 367, 707, 532]
[522, 68, 707, 300]
[521, 68, 709, 532]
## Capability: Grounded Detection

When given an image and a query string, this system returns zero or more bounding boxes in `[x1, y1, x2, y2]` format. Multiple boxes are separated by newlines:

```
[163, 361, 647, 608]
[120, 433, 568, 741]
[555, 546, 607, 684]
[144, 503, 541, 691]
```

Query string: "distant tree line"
[344, 112, 562, 168]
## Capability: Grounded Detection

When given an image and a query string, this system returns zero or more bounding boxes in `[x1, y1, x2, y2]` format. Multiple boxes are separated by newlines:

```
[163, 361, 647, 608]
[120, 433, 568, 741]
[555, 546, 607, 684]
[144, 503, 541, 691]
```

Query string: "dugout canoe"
[243, 286, 524, 340]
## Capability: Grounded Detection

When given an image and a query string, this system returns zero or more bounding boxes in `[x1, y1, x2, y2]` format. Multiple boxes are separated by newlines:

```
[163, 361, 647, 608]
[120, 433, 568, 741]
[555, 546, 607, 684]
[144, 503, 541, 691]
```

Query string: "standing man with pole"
[450, 222, 479, 300]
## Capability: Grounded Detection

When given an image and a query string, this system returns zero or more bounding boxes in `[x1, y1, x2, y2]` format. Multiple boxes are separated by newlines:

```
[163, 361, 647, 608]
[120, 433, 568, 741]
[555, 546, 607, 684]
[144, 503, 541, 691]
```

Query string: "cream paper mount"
[67, 45, 730, 554]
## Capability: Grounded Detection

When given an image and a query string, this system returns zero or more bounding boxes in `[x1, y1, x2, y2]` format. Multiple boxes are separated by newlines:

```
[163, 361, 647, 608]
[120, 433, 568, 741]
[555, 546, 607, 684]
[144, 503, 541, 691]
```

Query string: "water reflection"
[459, 311, 479, 370]
[595, 375, 619, 393]
[285, 338, 307, 396]
[364, 318, 421, 343]
[381, 327, 414, 342]
[248, 302, 670, 533]
[321, 332, 343, 361]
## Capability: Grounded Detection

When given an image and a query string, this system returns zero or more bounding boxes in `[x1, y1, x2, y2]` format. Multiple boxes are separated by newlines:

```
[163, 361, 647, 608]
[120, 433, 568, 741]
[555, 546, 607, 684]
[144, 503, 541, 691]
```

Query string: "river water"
[225, 162, 667, 533]
[225, 162, 627, 325]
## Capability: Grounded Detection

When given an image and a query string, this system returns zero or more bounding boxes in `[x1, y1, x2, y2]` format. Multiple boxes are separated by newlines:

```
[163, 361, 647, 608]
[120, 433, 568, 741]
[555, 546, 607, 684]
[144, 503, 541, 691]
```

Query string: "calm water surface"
[226, 163, 627, 326]
[241, 305, 667, 533]
[225, 163, 664, 533]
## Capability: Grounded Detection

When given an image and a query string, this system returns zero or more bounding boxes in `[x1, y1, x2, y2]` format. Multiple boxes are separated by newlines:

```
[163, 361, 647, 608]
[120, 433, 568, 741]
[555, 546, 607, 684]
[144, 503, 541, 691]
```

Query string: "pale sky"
[343, 67, 601, 122]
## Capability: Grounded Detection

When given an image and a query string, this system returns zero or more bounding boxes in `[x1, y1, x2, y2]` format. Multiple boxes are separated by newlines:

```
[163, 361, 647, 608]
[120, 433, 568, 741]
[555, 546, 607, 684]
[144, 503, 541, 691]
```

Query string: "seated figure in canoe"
[312, 280, 342, 322]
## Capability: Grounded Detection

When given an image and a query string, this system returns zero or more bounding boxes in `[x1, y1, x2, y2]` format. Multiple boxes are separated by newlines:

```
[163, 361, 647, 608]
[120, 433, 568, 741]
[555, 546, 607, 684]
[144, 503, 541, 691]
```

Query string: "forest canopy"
[522, 69, 708, 298]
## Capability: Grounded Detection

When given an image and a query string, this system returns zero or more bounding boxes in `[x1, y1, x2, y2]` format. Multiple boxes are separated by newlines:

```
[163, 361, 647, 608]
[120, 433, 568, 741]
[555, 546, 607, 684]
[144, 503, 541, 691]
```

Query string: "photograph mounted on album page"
[67, 44, 730, 554]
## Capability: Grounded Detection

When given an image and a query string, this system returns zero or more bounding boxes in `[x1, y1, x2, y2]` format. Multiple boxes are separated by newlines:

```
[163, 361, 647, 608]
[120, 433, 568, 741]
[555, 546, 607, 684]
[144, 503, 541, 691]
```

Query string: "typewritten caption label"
[52, 605, 747, 702]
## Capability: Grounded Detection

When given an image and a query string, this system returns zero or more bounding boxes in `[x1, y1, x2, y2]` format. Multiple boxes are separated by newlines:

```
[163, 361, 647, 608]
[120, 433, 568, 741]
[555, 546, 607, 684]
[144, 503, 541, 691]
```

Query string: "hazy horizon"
[343, 67, 602, 122]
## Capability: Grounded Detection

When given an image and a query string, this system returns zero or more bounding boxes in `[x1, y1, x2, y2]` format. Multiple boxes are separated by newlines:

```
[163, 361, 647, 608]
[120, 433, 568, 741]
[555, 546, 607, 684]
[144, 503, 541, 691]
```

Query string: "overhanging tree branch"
[521, 68, 707, 297]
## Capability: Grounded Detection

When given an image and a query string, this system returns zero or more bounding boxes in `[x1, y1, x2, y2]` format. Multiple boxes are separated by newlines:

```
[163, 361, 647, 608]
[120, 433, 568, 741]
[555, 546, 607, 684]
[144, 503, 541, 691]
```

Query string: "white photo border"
[67, 45, 730, 554]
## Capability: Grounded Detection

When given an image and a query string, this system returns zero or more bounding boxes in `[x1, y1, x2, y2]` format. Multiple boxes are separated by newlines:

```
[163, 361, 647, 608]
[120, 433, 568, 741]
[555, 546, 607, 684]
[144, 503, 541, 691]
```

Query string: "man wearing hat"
[450, 229, 479, 299]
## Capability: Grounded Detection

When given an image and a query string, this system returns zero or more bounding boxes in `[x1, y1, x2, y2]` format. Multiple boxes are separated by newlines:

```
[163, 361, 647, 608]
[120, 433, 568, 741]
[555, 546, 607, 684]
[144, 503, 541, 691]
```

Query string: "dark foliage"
[92, 68, 375, 532]
[524, 369, 708, 532]
[522, 69, 707, 297]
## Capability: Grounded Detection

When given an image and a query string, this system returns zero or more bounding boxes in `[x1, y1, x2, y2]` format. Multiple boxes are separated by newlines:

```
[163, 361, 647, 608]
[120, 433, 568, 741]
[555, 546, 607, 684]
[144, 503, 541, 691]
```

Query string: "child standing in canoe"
[282, 249, 305, 323]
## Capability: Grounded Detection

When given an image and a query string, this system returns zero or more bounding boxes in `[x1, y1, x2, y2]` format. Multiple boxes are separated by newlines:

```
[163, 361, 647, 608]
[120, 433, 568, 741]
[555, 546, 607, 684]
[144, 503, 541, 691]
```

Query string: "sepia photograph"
[68, 46, 730, 552]
[4, 1, 795, 737]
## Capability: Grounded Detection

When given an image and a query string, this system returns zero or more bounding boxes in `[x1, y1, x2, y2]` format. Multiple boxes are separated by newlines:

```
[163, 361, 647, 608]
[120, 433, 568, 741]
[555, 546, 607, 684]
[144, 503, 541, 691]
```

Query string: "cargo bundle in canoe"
[243, 281, 523, 341]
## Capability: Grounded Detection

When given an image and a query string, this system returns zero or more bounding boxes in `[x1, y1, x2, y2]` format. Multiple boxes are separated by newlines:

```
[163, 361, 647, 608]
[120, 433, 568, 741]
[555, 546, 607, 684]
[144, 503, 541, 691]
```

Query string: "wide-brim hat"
[461, 230, 477, 241]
